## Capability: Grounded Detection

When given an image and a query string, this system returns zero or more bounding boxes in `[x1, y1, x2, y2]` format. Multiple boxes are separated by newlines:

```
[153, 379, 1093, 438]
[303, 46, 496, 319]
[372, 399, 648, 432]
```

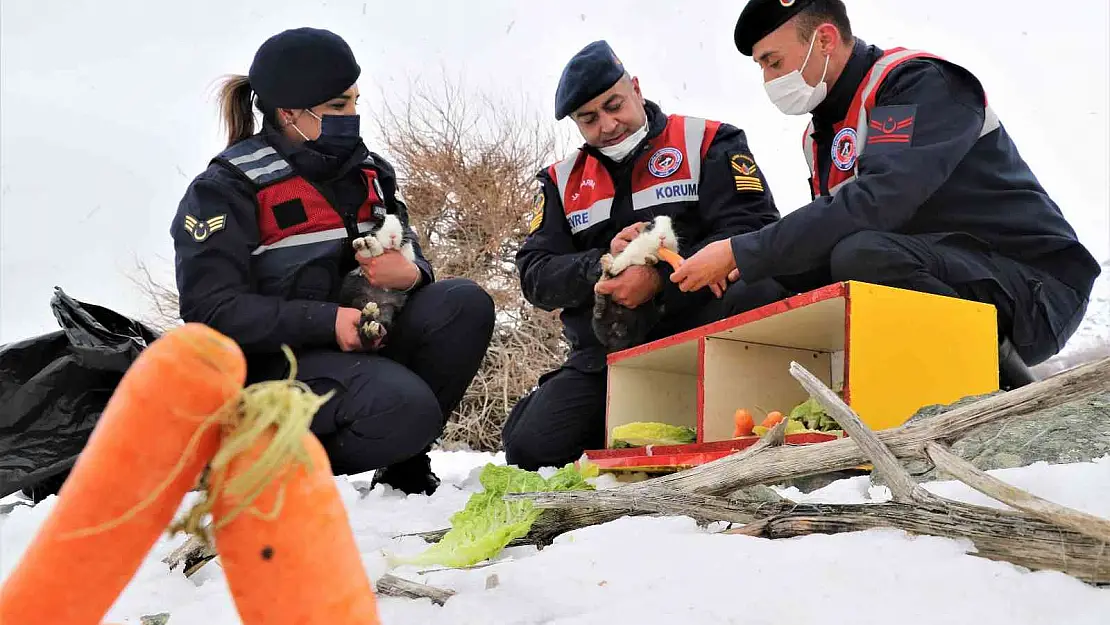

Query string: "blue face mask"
[303, 111, 363, 159]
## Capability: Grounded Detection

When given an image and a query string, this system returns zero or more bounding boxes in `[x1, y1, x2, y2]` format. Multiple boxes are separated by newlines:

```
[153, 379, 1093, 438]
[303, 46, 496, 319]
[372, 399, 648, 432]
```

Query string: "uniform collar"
[643, 99, 667, 140]
[811, 38, 884, 127]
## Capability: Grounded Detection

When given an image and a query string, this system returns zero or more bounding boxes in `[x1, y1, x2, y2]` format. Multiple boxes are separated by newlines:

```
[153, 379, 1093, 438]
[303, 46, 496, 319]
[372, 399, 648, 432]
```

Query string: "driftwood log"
[475, 357, 1110, 549]
[500, 358, 1110, 584]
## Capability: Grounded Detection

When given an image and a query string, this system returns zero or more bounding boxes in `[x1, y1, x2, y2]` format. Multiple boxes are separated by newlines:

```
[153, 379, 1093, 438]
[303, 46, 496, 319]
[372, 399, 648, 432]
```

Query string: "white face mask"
[763, 31, 830, 116]
[598, 119, 649, 161]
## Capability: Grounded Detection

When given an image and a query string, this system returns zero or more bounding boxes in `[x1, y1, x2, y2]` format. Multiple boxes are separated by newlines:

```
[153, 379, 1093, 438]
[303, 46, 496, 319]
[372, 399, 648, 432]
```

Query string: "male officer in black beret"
[671, 0, 1101, 389]
[502, 40, 789, 470]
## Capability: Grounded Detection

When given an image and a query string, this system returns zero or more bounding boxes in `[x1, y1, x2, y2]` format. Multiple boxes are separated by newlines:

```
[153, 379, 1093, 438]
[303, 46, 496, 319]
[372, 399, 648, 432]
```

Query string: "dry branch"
[501, 359, 1110, 583]
[474, 357, 1110, 546]
[507, 490, 1110, 583]
[163, 535, 217, 578]
[924, 441, 1110, 543]
[502, 487, 765, 525]
[787, 361, 929, 503]
[375, 573, 456, 606]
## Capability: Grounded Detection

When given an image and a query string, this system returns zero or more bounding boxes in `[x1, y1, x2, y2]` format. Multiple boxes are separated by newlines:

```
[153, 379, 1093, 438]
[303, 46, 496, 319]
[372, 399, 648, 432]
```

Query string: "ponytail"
[216, 74, 256, 147]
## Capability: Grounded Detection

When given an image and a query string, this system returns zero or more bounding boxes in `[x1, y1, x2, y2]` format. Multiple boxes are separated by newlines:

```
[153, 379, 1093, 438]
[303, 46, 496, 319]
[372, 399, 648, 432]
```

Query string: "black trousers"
[296, 278, 494, 475]
[821, 231, 1087, 366]
[501, 278, 790, 471]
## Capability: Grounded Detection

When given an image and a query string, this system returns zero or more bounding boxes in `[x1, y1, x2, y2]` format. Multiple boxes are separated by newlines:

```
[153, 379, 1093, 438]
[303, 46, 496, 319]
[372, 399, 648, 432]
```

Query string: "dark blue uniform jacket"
[730, 39, 1100, 313]
[170, 122, 433, 379]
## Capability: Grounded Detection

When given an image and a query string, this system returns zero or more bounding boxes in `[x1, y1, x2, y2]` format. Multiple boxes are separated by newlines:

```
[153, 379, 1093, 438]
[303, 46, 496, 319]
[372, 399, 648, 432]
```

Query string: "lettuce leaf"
[789, 397, 843, 432]
[609, 422, 697, 447]
[387, 462, 599, 569]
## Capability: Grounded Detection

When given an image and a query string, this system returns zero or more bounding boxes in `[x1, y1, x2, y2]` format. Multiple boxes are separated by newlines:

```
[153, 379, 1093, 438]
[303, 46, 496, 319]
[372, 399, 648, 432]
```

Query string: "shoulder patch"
[526, 179, 548, 236]
[730, 153, 764, 193]
[831, 127, 859, 171]
[183, 214, 227, 243]
[865, 104, 917, 153]
[527, 184, 545, 234]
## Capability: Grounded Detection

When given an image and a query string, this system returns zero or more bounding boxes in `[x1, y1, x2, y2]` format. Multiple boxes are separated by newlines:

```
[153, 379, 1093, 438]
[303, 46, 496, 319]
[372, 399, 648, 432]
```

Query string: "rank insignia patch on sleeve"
[730, 154, 764, 193]
[527, 187, 545, 234]
[183, 214, 227, 242]
[866, 105, 917, 152]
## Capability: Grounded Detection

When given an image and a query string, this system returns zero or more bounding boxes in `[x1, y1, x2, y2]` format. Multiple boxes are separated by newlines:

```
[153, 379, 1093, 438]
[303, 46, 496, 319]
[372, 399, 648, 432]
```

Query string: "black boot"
[999, 336, 1038, 391]
[370, 447, 441, 496]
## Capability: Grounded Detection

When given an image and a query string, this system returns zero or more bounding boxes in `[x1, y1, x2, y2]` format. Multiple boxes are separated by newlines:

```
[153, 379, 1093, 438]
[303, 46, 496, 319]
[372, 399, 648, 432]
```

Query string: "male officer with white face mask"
[503, 40, 788, 470]
[671, 0, 1101, 390]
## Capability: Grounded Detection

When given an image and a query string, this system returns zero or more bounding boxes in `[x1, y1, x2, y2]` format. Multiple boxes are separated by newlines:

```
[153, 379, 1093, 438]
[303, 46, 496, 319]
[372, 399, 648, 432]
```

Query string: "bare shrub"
[129, 258, 181, 333]
[371, 76, 568, 451]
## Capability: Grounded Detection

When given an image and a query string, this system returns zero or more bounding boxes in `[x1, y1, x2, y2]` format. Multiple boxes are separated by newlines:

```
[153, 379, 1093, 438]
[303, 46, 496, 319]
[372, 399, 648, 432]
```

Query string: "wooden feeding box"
[584, 281, 1000, 473]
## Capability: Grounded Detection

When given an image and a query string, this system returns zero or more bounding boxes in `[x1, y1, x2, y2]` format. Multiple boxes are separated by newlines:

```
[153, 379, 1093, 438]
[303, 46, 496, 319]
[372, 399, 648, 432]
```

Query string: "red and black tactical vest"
[213, 136, 387, 298]
[547, 114, 721, 238]
[802, 47, 1000, 198]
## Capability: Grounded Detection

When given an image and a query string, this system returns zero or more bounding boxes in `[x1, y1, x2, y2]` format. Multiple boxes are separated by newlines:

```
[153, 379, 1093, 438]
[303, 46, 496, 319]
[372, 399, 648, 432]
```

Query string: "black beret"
[734, 0, 817, 56]
[554, 40, 626, 120]
[248, 27, 361, 110]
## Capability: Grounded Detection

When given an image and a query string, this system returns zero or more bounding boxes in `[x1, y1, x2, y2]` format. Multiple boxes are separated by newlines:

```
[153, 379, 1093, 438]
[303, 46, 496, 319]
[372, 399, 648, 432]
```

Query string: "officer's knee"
[445, 278, 496, 330]
[828, 231, 906, 283]
[422, 278, 496, 337]
[502, 431, 546, 472]
[501, 395, 548, 472]
[346, 368, 443, 456]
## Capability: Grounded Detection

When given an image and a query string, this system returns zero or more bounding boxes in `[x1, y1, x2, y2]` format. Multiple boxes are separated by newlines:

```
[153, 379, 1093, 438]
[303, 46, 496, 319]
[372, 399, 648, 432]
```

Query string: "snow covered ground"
[2, 450, 1108, 624]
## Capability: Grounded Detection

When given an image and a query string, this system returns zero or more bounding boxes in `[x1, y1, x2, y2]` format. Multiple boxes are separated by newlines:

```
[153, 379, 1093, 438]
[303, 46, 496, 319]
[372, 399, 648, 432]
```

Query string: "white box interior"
[605, 340, 698, 446]
[603, 294, 849, 448]
[701, 338, 833, 442]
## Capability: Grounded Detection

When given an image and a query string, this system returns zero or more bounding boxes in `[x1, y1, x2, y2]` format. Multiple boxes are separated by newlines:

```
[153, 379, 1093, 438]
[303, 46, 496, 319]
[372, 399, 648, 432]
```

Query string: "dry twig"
[501, 359, 1110, 583]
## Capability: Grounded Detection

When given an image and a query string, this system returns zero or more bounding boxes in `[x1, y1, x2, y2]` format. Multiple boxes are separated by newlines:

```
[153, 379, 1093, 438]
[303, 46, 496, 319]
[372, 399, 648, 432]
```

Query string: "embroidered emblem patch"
[831, 127, 858, 171]
[867, 105, 917, 149]
[183, 214, 227, 242]
[527, 188, 545, 234]
[730, 154, 765, 193]
[648, 147, 683, 178]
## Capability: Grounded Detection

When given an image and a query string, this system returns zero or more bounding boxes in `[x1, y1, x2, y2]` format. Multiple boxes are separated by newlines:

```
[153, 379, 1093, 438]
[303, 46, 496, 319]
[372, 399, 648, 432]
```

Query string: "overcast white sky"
[1, 0, 1107, 343]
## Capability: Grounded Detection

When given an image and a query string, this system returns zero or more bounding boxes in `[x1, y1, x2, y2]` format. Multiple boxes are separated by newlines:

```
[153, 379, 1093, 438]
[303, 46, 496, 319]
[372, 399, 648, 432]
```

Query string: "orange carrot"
[657, 246, 684, 271]
[762, 411, 785, 428]
[212, 428, 381, 625]
[0, 323, 246, 625]
[733, 408, 755, 437]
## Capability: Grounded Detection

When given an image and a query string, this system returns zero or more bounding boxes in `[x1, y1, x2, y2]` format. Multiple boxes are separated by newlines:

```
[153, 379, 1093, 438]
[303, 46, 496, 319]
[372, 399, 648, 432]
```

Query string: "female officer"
[170, 27, 495, 495]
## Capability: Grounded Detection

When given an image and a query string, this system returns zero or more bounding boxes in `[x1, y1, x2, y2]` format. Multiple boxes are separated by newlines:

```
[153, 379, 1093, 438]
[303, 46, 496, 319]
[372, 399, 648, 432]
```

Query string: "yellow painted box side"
[846, 281, 999, 431]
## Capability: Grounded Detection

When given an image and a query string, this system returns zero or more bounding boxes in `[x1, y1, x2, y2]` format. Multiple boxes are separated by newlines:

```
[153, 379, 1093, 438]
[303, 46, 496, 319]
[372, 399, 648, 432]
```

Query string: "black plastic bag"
[0, 287, 161, 500]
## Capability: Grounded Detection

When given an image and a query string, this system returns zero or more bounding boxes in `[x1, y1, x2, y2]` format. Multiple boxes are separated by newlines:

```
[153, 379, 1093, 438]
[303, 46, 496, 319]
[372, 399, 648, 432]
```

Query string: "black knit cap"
[734, 0, 817, 56]
[248, 27, 361, 110]
[554, 40, 627, 120]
